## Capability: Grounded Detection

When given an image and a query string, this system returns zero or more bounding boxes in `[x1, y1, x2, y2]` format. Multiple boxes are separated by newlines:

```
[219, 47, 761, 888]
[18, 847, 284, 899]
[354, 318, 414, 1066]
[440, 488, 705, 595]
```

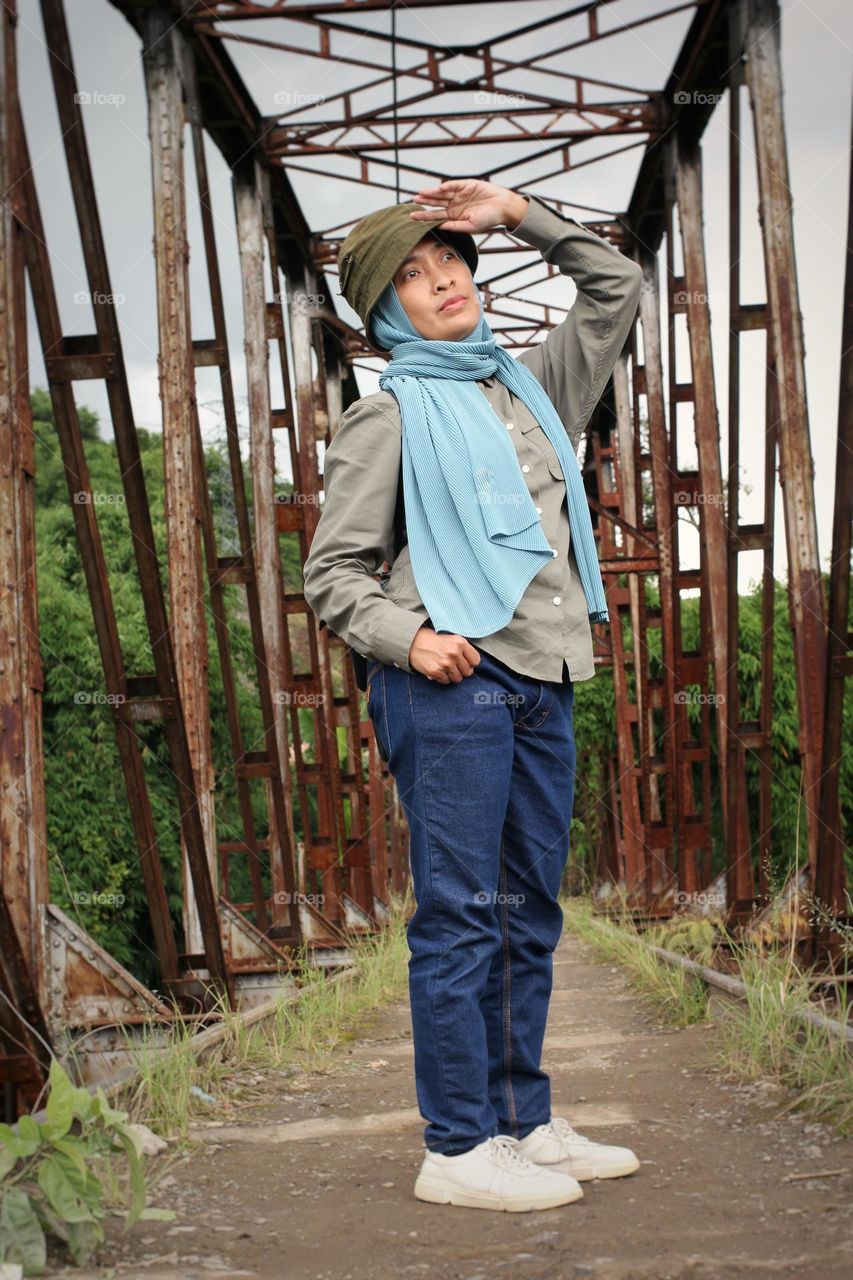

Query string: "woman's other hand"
[408, 625, 482, 683]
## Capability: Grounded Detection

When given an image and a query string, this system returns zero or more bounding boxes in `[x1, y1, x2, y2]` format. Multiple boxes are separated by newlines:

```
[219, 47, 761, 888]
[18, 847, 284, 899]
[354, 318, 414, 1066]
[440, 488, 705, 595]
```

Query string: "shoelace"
[548, 1116, 593, 1146]
[485, 1135, 539, 1172]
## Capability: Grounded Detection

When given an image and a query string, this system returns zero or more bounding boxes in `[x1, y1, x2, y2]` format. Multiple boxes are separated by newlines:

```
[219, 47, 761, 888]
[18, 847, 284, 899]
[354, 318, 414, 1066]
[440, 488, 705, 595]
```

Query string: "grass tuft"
[711, 940, 853, 1134]
[562, 895, 709, 1027]
[115, 890, 412, 1142]
[562, 892, 853, 1135]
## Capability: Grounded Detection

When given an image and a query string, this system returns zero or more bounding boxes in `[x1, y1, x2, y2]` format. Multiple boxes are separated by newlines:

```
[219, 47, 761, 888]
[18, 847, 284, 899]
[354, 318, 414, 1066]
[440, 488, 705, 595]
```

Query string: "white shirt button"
[552, 596, 562, 605]
[521, 464, 530, 473]
[551, 548, 558, 557]
[506, 422, 514, 430]
[536, 505, 542, 514]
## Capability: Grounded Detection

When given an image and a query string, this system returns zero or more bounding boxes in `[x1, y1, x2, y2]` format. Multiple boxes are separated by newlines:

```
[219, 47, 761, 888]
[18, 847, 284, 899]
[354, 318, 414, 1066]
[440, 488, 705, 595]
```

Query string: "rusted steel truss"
[0, 0, 849, 1117]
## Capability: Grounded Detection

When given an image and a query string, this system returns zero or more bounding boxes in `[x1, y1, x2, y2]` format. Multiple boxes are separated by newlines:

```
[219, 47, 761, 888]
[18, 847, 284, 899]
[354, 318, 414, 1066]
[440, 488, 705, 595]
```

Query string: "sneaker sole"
[537, 1154, 640, 1181]
[413, 1175, 584, 1211]
[591, 1155, 641, 1179]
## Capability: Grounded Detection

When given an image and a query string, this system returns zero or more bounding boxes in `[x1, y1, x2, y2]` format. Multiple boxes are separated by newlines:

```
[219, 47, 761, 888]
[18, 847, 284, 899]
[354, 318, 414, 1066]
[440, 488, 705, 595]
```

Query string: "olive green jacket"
[303, 192, 642, 682]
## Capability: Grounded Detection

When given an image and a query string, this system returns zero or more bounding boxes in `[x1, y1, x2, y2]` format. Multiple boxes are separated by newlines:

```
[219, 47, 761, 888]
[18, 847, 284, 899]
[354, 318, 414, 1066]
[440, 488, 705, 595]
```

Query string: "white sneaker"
[516, 1116, 640, 1181]
[413, 1134, 584, 1211]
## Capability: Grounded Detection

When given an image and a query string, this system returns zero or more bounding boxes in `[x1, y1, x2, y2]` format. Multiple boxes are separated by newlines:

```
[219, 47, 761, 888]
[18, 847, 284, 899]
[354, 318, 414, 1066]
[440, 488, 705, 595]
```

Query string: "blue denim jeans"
[366, 644, 576, 1154]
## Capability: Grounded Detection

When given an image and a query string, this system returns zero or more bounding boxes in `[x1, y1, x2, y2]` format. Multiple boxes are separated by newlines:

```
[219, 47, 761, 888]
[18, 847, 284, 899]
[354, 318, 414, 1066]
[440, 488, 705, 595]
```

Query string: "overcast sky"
[15, 0, 853, 592]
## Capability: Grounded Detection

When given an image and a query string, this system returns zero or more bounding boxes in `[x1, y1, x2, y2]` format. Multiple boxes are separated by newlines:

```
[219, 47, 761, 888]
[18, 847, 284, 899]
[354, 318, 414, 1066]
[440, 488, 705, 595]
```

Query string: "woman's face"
[392, 234, 476, 341]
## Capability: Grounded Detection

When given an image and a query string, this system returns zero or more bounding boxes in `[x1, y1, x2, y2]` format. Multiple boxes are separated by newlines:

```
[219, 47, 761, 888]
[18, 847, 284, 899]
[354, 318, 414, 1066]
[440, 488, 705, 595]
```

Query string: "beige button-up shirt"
[303, 192, 642, 683]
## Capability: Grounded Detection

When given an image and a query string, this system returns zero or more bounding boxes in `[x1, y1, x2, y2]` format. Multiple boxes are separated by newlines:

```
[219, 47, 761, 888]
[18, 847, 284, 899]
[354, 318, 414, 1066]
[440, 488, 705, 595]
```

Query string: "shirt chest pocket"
[519, 419, 565, 482]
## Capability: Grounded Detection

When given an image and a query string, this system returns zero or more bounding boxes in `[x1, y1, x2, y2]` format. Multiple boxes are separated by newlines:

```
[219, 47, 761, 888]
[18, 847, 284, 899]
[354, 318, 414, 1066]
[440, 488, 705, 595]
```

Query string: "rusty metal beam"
[637, 251, 679, 890]
[266, 116, 651, 162]
[610, 354, 653, 893]
[0, 0, 48, 998]
[658, 147, 714, 896]
[191, 0, 708, 38]
[814, 89, 853, 934]
[723, 47, 775, 912]
[141, 10, 218, 954]
[668, 134, 732, 844]
[0, 6, 52, 1117]
[742, 0, 827, 875]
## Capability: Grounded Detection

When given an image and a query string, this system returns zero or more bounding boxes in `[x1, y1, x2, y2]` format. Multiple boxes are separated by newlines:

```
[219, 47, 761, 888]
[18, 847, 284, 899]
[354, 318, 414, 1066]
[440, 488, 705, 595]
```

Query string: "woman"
[303, 179, 643, 1212]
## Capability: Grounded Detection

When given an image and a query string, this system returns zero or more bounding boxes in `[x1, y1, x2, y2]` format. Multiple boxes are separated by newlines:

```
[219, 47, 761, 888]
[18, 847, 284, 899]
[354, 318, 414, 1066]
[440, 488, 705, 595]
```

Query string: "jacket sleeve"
[510, 193, 642, 449]
[302, 396, 427, 671]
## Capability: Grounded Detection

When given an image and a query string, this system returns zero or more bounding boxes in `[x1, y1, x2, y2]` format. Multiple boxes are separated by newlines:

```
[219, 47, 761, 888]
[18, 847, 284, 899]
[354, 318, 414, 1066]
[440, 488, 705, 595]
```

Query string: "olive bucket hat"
[337, 200, 478, 354]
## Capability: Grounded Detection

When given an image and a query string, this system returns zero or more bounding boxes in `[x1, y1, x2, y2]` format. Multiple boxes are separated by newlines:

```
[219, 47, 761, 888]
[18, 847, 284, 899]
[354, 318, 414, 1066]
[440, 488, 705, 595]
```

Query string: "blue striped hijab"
[372, 279, 609, 637]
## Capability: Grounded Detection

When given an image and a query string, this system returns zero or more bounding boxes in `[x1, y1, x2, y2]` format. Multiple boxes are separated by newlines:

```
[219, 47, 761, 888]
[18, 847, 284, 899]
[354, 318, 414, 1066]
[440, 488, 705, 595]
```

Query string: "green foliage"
[0, 1058, 173, 1274]
[567, 665, 616, 887]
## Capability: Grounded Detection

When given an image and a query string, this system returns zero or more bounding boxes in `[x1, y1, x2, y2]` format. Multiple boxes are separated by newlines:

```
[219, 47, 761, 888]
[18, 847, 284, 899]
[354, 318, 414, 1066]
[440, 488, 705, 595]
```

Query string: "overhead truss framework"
[0, 0, 848, 1120]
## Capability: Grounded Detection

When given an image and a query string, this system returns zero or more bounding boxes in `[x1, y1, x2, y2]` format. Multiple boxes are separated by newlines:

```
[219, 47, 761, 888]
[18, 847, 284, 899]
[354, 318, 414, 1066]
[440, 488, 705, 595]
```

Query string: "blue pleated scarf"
[372, 280, 609, 636]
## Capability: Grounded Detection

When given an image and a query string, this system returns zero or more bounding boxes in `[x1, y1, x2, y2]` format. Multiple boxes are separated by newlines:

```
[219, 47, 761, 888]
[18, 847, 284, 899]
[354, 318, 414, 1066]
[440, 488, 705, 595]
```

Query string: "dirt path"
[63, 932, 853, 1280]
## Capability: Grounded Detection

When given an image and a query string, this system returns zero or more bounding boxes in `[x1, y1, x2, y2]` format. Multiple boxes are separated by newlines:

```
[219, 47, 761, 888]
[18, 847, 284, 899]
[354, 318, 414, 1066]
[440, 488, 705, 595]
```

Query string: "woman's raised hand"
[409, 180, 528, 234]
